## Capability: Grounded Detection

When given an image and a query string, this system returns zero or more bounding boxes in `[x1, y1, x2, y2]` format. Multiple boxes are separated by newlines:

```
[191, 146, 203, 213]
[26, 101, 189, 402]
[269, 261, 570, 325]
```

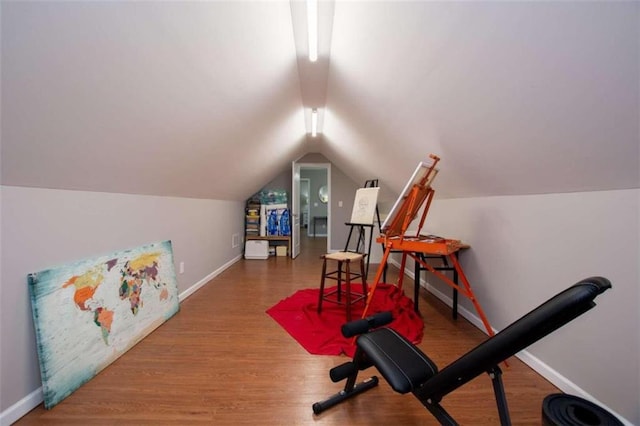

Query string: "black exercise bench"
[313, 277, 611, 425]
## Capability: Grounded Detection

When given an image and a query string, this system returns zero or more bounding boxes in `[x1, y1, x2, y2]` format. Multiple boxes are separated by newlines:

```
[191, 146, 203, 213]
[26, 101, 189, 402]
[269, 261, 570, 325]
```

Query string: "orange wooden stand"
[362, 154, 496, 339]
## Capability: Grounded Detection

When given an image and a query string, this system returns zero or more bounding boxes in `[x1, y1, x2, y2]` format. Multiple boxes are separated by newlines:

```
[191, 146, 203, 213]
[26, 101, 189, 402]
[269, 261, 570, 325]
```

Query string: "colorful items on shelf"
[268, 210, 279, 236]
[245, 201, 261, 236]
[258, 189, 288, 205]
[280, 209, 290, 236]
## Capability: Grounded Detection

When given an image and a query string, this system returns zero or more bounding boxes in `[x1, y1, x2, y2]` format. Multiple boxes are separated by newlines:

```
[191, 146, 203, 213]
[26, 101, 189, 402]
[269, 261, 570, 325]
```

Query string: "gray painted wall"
[395, 189, 638, 423]
[0, 186, 245, 421]
[328, 167, 361, 251]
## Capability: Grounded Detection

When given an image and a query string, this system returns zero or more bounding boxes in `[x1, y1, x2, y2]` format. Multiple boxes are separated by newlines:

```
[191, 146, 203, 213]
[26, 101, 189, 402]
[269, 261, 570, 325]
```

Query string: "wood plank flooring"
[16, 235, 558, 425]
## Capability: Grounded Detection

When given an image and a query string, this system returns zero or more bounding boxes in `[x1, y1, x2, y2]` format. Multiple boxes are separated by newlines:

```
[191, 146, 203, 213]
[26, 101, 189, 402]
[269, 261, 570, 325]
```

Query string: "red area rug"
[266, 283, 423, 357]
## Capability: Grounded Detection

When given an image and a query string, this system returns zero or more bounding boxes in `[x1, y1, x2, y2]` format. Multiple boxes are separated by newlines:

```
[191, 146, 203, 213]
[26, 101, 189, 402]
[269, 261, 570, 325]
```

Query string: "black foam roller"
[542, 394, 623, 426]
[329, 362, 356, 382]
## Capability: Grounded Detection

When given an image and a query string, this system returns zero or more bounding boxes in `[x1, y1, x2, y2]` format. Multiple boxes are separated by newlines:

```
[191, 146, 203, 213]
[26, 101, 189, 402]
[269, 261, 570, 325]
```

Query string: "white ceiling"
[2, 1, 638, 202]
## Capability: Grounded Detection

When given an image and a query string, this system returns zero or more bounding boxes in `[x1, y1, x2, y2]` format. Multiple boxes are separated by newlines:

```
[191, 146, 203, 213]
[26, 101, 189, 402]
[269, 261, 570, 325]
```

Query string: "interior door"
[291, 162, 301, 258]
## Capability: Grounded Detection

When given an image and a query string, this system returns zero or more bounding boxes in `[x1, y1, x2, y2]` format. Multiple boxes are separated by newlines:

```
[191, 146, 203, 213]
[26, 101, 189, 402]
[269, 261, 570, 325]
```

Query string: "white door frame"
[291, 163, 301, 258]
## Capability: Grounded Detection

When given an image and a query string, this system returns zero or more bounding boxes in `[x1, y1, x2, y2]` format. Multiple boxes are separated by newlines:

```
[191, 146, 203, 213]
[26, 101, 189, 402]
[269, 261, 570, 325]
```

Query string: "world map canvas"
[28, 240, 180, 409]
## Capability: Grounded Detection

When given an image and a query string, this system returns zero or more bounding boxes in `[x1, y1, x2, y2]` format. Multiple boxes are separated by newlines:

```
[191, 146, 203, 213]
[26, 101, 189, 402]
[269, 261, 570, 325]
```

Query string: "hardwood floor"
[16, 235, 558, 425]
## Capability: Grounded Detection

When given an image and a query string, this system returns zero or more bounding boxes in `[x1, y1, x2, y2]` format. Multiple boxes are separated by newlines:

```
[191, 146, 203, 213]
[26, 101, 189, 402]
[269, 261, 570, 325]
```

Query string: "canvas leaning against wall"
[28, 240, 180, 409]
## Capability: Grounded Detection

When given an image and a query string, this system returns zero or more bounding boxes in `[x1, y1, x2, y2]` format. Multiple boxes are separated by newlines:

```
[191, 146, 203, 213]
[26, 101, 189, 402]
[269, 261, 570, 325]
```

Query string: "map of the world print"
[28, 240, 180, 409]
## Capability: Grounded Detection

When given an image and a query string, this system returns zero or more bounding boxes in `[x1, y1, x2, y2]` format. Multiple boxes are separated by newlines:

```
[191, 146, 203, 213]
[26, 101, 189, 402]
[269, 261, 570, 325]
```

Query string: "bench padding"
[357, 328, 437, 394]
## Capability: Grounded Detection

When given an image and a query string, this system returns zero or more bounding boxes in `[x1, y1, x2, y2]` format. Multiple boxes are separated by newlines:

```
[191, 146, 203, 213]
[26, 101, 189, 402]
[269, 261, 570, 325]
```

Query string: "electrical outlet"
[232, 233, 240, 248]
[179, 262, 185, 274]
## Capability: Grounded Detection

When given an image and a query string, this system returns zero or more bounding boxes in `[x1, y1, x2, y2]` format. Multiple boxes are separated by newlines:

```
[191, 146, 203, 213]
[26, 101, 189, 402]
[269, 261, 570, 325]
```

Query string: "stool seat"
[318, 251, 368, 321]
[323, 251, 364, 262]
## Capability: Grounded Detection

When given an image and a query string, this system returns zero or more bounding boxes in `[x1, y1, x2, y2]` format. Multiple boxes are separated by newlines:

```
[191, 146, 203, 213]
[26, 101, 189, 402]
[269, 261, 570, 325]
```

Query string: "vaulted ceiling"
[2, 1, 638, 202]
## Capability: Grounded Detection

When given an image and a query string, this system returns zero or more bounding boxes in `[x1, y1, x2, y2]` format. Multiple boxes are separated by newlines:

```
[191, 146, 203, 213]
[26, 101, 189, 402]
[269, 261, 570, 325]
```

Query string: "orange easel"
[362, 154, 496, 339]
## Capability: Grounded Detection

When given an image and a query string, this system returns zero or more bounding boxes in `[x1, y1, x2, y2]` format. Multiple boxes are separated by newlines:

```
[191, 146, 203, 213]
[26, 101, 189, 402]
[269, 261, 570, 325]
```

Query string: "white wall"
[0, 186, 245, 423]
[3, 186, 637, 424]
[414, 189, 639, 424]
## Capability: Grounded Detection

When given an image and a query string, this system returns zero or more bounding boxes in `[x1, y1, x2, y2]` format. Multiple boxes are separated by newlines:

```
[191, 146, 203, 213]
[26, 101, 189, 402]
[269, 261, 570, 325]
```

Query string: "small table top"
[376, 234, 469, 255]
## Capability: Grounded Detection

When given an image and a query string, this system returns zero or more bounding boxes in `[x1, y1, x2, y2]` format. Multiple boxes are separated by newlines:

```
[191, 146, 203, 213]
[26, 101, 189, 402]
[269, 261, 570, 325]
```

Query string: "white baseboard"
[178, 255, 242, 302]
[0, 388, 43, 426]
[514, 347, 632, 425]
[388, 258, 632, 425]
[0, 255, 242, 426]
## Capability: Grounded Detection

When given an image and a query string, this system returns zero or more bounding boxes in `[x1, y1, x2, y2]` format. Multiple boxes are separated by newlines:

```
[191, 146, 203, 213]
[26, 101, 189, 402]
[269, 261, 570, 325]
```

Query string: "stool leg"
[336, 260, 342, 303]
[318, 257, 327, 314]
[360, 257, 368, 301]
[345, 259, 352, 322]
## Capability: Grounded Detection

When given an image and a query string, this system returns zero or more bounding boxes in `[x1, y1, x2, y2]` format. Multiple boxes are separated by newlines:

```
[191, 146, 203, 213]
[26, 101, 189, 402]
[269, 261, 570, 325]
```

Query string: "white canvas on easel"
[381, 161, 438, 232]
[350, 187, 380, 225]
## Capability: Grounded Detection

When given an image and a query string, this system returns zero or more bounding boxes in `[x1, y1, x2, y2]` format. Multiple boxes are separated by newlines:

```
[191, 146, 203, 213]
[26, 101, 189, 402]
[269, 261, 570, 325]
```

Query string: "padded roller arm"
[342, 311, 393, 338]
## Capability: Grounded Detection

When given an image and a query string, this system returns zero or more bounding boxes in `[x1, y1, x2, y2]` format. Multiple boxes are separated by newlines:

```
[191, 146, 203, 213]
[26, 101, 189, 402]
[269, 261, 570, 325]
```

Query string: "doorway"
[291, 162, 331, 258]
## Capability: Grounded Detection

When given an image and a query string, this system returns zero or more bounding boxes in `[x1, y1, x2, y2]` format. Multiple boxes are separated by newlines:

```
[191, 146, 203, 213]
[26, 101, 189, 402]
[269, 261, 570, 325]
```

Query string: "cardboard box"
[276, 246, 288, 257]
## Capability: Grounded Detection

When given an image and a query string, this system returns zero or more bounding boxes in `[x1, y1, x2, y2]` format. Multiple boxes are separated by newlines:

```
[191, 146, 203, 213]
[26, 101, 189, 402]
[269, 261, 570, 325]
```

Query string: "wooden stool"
[317, 252, 368, 322]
